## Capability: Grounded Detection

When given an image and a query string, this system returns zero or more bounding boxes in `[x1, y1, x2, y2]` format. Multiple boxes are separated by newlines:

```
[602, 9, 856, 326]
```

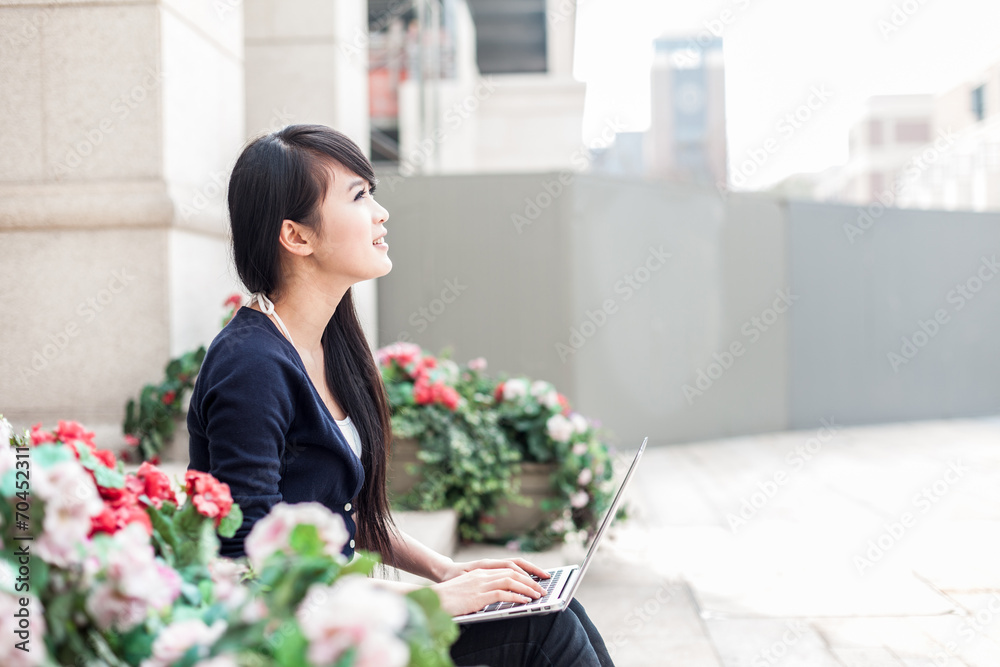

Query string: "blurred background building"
[1, 0, 998, 451]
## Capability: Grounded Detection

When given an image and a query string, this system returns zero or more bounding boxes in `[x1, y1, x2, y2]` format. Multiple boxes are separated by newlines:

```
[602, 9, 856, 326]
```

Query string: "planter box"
[491, 462, 559, 538]
[388, 437, 422, 501]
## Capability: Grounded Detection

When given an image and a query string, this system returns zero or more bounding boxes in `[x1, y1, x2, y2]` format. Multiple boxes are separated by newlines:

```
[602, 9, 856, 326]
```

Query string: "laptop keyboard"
[481, 569, 562, 612]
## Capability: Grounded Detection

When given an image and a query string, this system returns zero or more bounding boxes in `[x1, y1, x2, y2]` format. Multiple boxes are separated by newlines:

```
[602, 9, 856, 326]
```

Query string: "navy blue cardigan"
[186, 307, 364, 560]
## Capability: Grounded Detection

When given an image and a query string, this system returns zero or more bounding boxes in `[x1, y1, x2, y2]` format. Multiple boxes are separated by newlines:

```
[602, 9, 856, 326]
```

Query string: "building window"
[869, 119, 883, 146]
[895, 120, 930, 144]
[972, 85, 986, 122]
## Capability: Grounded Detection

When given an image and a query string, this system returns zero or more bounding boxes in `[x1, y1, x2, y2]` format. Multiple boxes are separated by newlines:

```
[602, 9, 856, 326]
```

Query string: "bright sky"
[574, 0, 1000, 190]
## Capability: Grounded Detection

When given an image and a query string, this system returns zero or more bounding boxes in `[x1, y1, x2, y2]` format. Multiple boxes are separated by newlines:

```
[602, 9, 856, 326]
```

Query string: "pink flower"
[296, 576, 409, 667]
[467, 357, 487, 372]
[577, 468, 593, 486]
[33, 460, 105, 567]
[141, 618, 227, 667]
[546, 414, 573, 443]
[0, 593, 47, 666]
[570, 490, 589, 508]
[572, 442, 588, 456]
[224, 294, 242, 309]
[85, 524, 181, 632]
[377, 342, 422, 368]
[245, 502, 350, 571]
[124, 434, 140, 447]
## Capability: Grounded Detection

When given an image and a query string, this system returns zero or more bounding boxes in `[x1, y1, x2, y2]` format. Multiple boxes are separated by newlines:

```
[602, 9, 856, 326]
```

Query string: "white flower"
[245, 502, 350, 571]
[577, 469, 593, 486]
[530, 380, 552, 397]
[438, 358, 460, 384]
[141, 618, 227, 667]
[208, 558, 249, 609]
[32, 459, 104, 567]
[502, 378, 529, 401]
[572, 442, 588, 456]
[570, 490, 589, 508]
[297, 576, 409, 667]
[546, 414, 573, 443]
[193, 657, 239, 667]
[549, 518, 566, 533]
[85, 524, 181, 632]
[0, 417, 12, 447]
[570, 413, 589, 434]
[0, 592, 46, 666]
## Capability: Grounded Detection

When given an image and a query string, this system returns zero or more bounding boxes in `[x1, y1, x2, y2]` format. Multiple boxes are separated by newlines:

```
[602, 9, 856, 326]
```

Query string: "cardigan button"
[344, 502, 352, 512]
[349, 539, 355, 549]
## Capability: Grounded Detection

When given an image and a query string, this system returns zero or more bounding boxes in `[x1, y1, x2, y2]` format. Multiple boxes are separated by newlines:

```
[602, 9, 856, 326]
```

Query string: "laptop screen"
[563, 436, 648, 599]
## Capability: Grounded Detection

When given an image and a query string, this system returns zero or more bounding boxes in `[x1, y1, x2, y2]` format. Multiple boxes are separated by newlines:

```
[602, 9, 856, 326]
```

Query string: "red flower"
[124, 434, 140, 447]
[136, 462, 178, 509]
[224, 293, 243, 308]
[29, 423, 56, 446]
[55, 420, 96, 447]
[494, 383, 505, 403]
[149, 455, 161, 465]
[413, 376, 435, 405]
[93, 448, 117, 468]
[434, 384, 461, 411]
[162, 390, 176, 406]
[184, 470, 233, 527]
[90, 502, 152, 537]
[557, 393, 571, 415]
[90, 476, 154, 538]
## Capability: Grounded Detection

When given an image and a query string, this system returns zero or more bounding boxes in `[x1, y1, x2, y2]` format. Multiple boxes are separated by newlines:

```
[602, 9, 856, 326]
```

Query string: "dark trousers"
[450, 598, 615, 667]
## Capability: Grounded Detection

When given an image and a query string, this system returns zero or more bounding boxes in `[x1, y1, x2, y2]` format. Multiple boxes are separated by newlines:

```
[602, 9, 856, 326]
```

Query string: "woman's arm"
[381, 530, 552, 616]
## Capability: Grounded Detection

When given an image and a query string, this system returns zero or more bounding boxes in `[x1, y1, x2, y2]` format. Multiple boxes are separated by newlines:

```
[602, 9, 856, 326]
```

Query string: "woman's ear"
[277, 219, 315, 257]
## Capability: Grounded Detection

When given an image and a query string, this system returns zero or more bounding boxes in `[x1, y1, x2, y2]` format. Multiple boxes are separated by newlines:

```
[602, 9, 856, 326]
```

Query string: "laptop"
[454, 437, 647, 624]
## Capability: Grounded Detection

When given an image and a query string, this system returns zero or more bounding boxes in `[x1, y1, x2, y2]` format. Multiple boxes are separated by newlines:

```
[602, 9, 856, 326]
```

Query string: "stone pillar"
[243, 0, 378, 346]
[0, 2, 245, 443]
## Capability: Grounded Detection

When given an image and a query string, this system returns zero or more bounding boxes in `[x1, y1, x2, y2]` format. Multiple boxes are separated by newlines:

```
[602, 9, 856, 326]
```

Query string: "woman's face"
[308, 160, 391, 286]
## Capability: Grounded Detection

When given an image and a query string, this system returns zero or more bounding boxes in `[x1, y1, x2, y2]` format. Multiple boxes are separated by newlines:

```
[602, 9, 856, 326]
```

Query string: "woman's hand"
[439, 557, 550, 585]
[430, 567, 548, 616]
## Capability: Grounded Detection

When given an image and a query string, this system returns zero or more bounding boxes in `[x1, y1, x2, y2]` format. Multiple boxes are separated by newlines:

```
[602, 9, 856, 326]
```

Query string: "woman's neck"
[259, 275, 350, 352]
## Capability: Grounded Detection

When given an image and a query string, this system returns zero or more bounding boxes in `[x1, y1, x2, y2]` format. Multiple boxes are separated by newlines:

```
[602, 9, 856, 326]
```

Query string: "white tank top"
[335, 416, 363, 459]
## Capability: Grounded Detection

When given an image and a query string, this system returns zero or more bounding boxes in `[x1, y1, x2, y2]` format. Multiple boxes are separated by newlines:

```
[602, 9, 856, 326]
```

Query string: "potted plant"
[490, 378, 617, 551]
[377, 344, 522, 542]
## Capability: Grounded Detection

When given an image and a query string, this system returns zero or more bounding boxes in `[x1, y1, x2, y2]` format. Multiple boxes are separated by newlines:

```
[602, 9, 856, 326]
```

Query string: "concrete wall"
[375, 172, 1000, 446]
[788, 200, 1000, 428]
[0, 1, 244, 442]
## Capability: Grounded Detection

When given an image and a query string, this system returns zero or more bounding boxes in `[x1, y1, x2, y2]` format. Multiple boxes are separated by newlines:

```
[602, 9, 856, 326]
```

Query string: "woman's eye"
[355, 189, 367, 200]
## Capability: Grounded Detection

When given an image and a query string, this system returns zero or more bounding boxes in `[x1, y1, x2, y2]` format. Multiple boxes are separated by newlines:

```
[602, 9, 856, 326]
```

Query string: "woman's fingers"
[510, 557, 551, 580]
[473, 568, 544, 599]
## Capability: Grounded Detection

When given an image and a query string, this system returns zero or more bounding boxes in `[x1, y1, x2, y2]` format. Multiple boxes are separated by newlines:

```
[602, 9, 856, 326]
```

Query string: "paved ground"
[453, 417, 1000, 666]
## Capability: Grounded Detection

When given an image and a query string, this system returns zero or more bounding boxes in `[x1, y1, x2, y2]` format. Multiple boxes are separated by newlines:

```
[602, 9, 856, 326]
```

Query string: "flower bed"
[0, 417, 457, 666]
[377, 343, 617, 550]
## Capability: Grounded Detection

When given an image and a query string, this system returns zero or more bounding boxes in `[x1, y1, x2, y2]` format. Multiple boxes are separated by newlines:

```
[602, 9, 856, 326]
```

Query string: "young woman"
[186, 124, 614, 666]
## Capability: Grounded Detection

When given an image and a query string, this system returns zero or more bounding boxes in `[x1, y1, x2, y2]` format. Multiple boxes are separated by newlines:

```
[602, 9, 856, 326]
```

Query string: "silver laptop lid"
[561, 436, 647, 602]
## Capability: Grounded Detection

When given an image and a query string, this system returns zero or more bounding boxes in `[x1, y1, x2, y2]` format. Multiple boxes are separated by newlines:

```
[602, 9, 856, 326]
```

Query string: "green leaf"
[288, 524, 323, 558]
[270, 619, 310, 667]
[217, 502, 242, 538]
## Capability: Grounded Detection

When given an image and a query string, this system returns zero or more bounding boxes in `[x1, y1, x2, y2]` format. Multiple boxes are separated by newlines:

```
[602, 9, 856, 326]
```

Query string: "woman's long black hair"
[227, 124, 396, 563]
